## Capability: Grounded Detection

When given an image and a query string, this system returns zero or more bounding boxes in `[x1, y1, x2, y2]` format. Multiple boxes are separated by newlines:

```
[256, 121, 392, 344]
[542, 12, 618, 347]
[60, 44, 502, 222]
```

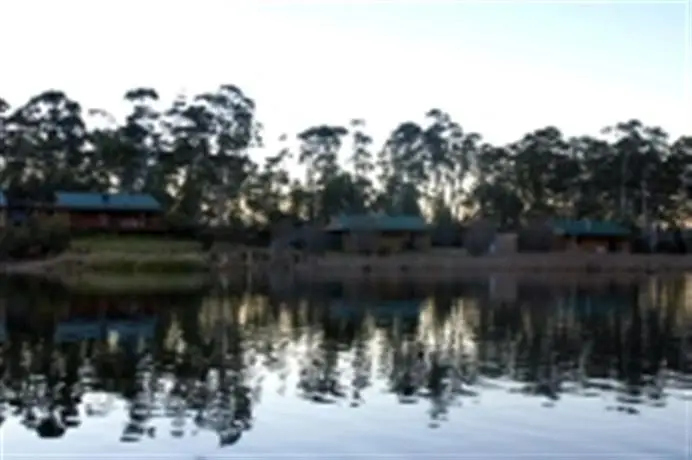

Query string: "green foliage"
[0, 215, 71, 260]
[0, 87, 691, 249]
[61, 273, 211, 294]
[517, 216, 554, 253]
[431, 198, 460, 247]
[463, 219, 497, 256]
[33, 215, 71, 254]
[81, 255, 209, 274]
[71, 236, 202, 254]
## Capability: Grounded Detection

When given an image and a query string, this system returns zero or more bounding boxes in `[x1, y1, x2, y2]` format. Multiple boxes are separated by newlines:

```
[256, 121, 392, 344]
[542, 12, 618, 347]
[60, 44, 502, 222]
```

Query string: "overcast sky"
[1, 0, 689, 149]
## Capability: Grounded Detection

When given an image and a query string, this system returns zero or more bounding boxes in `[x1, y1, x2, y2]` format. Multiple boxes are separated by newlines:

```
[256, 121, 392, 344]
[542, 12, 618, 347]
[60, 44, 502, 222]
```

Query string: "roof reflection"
[0, 275, 689, 448]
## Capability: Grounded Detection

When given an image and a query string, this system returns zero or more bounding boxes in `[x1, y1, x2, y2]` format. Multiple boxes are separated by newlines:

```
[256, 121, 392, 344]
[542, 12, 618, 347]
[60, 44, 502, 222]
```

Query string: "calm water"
[0, 276, 691, 459]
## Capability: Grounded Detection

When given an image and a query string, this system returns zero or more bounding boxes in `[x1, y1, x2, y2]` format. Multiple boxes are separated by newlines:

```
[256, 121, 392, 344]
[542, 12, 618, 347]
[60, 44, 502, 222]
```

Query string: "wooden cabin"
[53, 192, 164, 232]
[0, 190, 164, 233]
[551, 219, 631, 253]
[325, 214, 430, 254]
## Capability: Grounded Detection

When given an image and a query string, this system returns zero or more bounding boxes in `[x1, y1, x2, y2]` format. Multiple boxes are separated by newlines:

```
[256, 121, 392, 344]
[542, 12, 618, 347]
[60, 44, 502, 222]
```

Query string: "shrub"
[0, 226, 33, 259]
[70, 236, 201, 254]
[0, 215, 71, 260]
[463, 218, 497, 256]
[517, 217, 554, 252]
[33, 215, 71, 254]
[85, 254, 208, 274]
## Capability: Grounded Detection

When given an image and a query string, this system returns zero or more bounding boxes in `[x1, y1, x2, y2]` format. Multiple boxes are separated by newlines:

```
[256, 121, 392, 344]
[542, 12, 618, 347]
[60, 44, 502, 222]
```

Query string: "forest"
[1, 84, 691, 234]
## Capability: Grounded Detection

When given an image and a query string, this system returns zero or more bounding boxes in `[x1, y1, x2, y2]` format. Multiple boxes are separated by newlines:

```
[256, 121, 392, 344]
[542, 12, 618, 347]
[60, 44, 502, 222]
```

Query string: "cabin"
[53, 192, 164, 232]
[551, 219, 631, 253]
[325, 214, 430, 254]
[0, 190, 164, 232]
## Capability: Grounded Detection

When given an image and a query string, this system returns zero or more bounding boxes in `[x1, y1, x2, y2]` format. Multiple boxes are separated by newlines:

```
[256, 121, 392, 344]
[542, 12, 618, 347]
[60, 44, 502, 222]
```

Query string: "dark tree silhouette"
[0, 87, 690, 237]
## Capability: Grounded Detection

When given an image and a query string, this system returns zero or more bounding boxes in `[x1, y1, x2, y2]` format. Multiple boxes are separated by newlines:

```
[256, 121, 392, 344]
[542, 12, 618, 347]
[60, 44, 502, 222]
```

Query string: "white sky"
[1, 0, 690, 153]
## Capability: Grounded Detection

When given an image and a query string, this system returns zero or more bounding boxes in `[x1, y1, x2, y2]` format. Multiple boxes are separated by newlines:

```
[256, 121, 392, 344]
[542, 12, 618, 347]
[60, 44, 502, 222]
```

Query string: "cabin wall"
[554, 235, 630, 253]
[69, 212, 107, 229]
[494, 233, 518, 254]
[67, 210, 163, 231]
[340, 231, 430, 254]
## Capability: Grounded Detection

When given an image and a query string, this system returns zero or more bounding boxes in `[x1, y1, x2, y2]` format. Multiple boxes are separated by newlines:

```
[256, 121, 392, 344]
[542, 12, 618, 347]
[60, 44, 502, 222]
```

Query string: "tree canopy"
[1, 86, 690, 231]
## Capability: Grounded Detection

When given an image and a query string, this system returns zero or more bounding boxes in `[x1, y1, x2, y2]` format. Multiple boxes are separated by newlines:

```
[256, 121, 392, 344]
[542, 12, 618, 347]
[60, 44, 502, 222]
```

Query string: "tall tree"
[0, 85, 688, 233]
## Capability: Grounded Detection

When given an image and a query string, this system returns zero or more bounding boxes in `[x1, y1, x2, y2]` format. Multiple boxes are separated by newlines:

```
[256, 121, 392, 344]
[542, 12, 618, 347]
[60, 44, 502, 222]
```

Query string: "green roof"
[551, 219, 630, 237]
[325, 214, 428, 232]
[55, 192, 161, 211]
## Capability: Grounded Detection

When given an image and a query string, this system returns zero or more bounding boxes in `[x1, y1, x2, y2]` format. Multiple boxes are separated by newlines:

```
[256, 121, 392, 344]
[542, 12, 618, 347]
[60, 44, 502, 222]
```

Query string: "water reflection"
[0, 276, 690, 452]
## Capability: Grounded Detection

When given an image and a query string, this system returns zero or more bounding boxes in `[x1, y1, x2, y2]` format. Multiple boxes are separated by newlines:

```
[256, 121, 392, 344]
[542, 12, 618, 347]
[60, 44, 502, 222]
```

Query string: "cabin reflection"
[0, 276, 689, 447]
[54, 297, 157, 346]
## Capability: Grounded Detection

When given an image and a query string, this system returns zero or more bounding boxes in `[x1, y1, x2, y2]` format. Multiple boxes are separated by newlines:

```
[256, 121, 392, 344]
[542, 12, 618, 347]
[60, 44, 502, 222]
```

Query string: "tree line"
[1, 85, 691, 235]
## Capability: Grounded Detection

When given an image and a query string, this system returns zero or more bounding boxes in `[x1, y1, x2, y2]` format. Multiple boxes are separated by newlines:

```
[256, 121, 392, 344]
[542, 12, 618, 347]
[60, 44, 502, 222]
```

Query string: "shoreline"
[288, 252, 692, 282]
[0, 252, 211, 293]
[4, 251, 692, 290]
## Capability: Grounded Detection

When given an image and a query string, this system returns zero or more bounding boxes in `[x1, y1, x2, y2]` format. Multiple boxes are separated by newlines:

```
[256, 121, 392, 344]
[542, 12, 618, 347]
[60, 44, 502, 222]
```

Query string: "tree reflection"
[0, 277, 690, 445]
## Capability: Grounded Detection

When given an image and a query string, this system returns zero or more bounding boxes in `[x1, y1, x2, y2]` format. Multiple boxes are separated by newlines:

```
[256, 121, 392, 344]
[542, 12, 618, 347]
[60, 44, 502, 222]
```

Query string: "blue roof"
[326, 214, 428, 232]
[0, 191, 6, 207]
[107, 319, 156, 338]
[55, 192, 161, 212]
[55, 321, 104, 342]
[54, 318, 156, 342]
[552, 219, 630, 237]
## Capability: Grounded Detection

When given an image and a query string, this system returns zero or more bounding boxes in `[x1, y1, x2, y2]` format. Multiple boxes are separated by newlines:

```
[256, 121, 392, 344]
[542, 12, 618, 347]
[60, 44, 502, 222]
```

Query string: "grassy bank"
[2, 235, 211, 294]
[60, 272, 212, 294]
[70, 235, 203, 254]
[79, 252, 209, 274]
[67, 236, 208, 274]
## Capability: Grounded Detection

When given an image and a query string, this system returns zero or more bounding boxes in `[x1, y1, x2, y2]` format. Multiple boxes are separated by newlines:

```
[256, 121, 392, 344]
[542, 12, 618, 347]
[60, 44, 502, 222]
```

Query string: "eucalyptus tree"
[567, 135, 614, 220]
[244, 141, 292, 225]
[668, 136, 692, 223]
[378, 121, 426, 214]
[118, 87, 162, 193]
[421, 109, 462, 208]
[1, 90, 90, 192]
[297, 125, 349, 221]
[0, 84, 690, 234]
[164, 84, 259, 224]
[348, 118, 376, 208]
[0, 96, 19, 187]
[509, 126, 568, 215]
[378, 110, 474, 218]
[467, 144, 522, 228]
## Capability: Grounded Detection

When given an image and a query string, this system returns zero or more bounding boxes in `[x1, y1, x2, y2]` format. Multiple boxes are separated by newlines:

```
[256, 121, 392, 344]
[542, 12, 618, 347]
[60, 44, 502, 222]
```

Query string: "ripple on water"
[0, 279, 690, 459]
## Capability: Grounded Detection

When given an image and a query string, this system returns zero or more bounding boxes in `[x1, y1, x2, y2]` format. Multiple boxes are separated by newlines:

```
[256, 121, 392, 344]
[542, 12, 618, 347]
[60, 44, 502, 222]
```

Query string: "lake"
[0, 275, 690, 459]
